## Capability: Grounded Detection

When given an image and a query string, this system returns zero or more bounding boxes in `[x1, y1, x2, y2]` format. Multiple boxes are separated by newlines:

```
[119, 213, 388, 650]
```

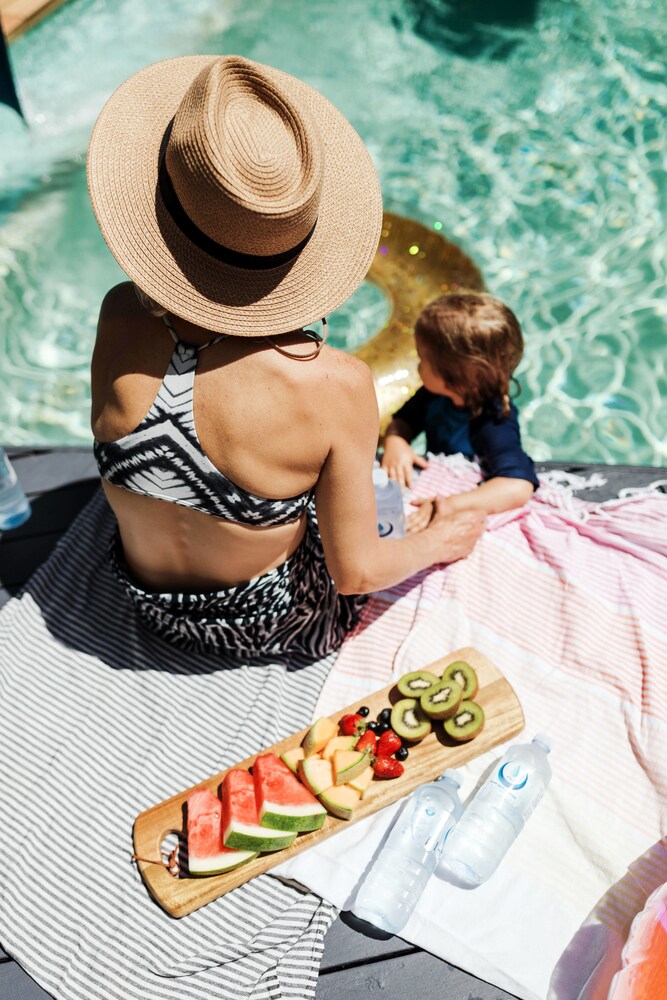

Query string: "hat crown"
[165, 56, 324, 257]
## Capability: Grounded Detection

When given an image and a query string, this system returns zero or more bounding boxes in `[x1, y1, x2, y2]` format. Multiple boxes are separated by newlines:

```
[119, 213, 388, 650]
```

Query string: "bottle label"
[378, 520, 394, 538]
[497, 760, 529, 791]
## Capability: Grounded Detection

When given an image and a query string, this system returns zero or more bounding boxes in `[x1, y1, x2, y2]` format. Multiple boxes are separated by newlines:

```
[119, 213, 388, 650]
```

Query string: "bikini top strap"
[198, 333, 230, 351]
[161, 314, 230, 351]
[162, 314, 179, 345]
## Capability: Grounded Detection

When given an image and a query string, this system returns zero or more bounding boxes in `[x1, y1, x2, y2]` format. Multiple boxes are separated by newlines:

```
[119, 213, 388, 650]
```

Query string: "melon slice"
[221, 769, 296, 852]
[322, 735, 358, 760]
[348, 766, 374, 798]
[280, 747, 305, 773]
[333, 749, 369, 786]
[297, 757, 334, 796]
[319, 783, 360, 820]
[253, 753, 326, 832]
[187, 788, 257, 876]
[302, 717, 337, 757]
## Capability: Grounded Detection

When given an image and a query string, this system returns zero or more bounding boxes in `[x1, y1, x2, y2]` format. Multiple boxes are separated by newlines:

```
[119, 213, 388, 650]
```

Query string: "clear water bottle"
[440, 734, 551, 886]
[0, 447, 31, 531]
[373, 465, 406, 539]
[352, 770, 463, 934]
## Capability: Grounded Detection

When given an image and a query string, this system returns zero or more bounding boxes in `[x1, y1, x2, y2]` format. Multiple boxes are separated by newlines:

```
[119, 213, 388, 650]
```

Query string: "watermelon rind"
[223, 820, 296, 852]
[189, 848, 258, 877]
[259, 800, 327, 832]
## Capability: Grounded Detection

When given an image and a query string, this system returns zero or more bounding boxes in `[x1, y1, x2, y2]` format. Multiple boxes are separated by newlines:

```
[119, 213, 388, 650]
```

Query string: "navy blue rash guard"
[392, 387, 539, 490]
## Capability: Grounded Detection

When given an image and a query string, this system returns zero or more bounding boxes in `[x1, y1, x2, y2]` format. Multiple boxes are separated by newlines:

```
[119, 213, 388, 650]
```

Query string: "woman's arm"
[315, 360, 485, 594]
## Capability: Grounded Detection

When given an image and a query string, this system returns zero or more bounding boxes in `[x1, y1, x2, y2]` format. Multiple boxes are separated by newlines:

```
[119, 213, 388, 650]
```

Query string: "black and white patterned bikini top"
[93, 316, 313, 526]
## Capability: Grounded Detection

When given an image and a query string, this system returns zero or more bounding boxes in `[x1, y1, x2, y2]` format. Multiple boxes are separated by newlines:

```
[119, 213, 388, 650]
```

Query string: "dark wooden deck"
[1, 446, 663, 999]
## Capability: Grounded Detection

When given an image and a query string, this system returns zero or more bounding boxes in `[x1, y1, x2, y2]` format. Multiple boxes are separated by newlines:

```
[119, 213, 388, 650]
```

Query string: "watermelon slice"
[253, 753, 327, 832]
[187, 788, 257, 876]
[221, 769, 297, 852]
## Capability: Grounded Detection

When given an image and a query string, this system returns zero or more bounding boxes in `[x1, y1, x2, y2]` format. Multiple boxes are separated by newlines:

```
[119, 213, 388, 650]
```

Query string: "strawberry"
[355, 730, 377, 754]
[373, 757, 404, 779]
[376, 730, 402, 757]
[339, 713, 365, 736]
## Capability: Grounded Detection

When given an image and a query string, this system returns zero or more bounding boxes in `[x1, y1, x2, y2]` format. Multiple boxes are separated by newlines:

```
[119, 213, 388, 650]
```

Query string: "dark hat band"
[158, 122, 316, 271]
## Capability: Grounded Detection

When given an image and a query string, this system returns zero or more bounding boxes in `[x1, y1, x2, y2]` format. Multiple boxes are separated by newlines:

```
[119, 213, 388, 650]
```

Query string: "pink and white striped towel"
[275, 455, 667, 1000]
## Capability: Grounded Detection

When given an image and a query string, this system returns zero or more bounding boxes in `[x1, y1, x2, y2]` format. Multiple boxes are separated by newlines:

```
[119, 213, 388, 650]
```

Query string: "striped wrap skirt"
[110, 512, 366, 661]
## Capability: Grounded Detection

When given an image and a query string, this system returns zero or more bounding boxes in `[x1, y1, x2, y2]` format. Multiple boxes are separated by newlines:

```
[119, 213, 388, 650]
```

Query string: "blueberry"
[366, 721, 379, 732]
[395, 747, 408, 761]
[377, 722, 391, 734]
[357, 706, 370, 717]
[378, 707, 392, 723]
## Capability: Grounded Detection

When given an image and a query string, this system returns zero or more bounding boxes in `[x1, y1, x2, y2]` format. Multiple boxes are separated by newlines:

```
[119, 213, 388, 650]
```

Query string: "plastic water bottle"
[440, 734, 551, 886]
[0, 447, 31, 531]
[373, 465, 406, 539]
[352, 770, 463, 934]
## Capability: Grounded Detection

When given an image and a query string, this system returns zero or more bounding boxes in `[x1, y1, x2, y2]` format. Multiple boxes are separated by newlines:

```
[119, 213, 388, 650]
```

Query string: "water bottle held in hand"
[353, 770, 463, 934]
[0, 447, 31, 531]
[440, 734, 551, 886]
[373, 465, 406, 539]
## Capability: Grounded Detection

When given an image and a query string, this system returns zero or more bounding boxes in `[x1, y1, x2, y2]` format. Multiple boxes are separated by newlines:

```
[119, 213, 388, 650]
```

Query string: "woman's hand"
[426, 497, 486, 563]
[381, 434, 428, 488]
[407, 497, 435, 534]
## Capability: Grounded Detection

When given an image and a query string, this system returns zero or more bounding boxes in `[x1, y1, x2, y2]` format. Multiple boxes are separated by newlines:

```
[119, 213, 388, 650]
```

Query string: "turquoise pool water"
[0, 0, 665, 463]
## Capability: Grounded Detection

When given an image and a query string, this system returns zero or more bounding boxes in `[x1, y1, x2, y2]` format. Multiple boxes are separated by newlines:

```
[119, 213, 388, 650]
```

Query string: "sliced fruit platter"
[133, 646, 524, 917]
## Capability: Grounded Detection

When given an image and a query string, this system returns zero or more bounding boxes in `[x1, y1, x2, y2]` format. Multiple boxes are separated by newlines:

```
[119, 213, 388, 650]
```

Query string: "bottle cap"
[532, 733, 551, 753]
[438, 768, 462, 788]
[372, 467, 389, 488]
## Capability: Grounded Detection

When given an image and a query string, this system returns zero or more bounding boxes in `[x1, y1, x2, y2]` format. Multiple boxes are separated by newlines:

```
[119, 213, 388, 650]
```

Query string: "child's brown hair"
[415, 293, 524, 417]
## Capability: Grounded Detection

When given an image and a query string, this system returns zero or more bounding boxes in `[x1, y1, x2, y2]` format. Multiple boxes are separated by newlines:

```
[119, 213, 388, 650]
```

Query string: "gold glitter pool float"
[356, 212, 484, 435]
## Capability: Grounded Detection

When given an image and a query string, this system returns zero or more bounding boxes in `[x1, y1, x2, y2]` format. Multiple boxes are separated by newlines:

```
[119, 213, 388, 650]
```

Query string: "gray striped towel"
[0, 490, 338, 999]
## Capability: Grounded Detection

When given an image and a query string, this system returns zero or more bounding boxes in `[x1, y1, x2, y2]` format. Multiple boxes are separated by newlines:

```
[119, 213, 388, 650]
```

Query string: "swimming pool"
[0, 0, 665, 463]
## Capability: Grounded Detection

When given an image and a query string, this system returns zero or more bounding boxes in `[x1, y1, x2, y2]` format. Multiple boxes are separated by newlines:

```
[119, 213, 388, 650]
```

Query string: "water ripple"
[0, 0, 665, 465]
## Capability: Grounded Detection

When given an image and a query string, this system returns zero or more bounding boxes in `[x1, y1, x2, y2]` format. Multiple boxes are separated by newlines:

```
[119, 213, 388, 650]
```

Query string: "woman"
[88, 54, 485, 660]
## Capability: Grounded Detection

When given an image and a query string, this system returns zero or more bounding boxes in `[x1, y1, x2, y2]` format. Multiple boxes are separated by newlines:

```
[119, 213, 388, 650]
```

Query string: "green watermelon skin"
[254, 753, 327, 832]
[187, 787, 258, 876]
[221, 769, 296, 852]
[259, 806, 326, 833]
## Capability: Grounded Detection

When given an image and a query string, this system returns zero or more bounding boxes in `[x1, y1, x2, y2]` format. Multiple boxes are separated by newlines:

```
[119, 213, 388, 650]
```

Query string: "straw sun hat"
[87, 54, 383, 336]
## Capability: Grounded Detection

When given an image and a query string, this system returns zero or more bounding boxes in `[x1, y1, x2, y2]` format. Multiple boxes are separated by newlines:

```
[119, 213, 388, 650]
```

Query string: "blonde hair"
[133, 283, 168, 318]
[415, 293, 523, 417]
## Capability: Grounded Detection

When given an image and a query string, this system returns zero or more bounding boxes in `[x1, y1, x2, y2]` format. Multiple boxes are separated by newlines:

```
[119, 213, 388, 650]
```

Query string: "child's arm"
[382, 417, 428, 488]
[409, 476, 533, 525]
[381, 388, 432, 488]
[408, 401, 538, 530]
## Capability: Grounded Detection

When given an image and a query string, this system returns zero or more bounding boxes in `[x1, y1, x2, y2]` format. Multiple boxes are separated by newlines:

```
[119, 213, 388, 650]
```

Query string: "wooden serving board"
[133, 646, 524, 917]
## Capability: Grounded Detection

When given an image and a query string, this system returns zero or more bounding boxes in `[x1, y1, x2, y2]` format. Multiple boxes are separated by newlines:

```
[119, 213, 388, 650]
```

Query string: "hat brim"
[87, 55, 383, 336]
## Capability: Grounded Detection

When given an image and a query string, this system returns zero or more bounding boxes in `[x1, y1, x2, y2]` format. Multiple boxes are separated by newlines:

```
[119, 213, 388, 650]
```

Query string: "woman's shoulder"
[98, 281, 142, 322]
[318, 345, 376, 393]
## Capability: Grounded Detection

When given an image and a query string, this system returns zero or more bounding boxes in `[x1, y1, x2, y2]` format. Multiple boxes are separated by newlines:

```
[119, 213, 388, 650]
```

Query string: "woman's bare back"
[91, 283, 363, 591]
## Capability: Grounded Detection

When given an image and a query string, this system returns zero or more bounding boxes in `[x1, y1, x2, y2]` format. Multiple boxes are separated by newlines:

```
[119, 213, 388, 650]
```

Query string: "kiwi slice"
[443, 700, 485, 741]
[390, 698, 432, 742]
[420, 679, 463, 720]
[441, 660, 479, 700]
[396, 670, 439, 698]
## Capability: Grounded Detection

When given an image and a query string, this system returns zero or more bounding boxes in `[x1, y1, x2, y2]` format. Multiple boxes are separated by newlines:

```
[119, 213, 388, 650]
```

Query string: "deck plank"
[319, 915, 418, 971]
[316, 947, 517, 999]
[7, 448, 98, 495]
[0, 959, 53, 997]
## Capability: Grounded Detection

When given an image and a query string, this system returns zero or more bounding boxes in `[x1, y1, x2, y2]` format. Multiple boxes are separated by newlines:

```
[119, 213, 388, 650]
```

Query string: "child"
[381, 293, 538, 531]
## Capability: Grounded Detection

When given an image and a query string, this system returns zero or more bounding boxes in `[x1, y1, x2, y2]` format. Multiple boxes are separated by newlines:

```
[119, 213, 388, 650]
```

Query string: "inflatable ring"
[354, 212, 484, 435]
